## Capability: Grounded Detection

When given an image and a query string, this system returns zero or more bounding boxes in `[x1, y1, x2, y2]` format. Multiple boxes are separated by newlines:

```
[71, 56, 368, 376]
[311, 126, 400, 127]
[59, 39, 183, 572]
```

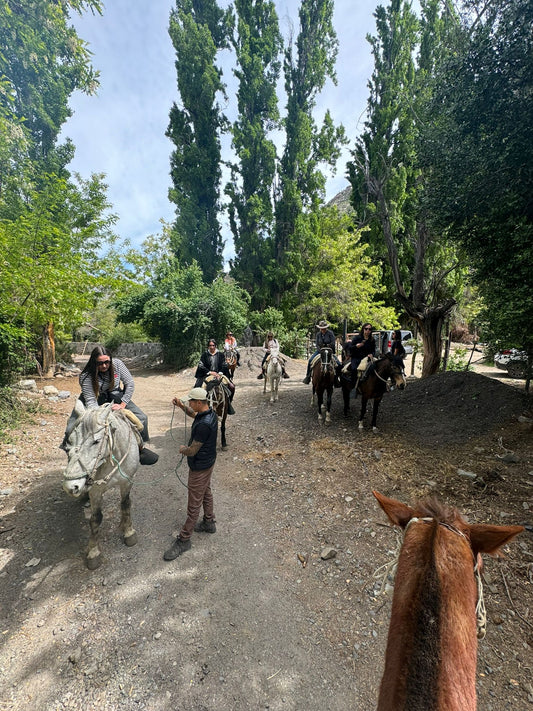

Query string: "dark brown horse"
[310, 347, 335, 423]
[204, 376, 229, 450]
[224, 348, 238, 381]
[373, 490, 523, 711]
[341, 353, 405, 431]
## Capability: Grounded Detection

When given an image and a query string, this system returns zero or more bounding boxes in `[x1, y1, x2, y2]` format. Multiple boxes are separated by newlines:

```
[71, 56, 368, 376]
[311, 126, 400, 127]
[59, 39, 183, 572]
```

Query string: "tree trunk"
[417, 313, 444, 378]
[42, 322, 55, 378]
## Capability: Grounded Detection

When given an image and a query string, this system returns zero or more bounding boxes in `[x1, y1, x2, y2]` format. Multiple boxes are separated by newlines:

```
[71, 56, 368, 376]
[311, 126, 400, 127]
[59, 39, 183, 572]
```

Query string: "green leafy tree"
[226, 0, 282, 308]
[116, 261, 250, 369]
[347, 0, 463, 376]
[274, 0, 346, 301]
[423, 0, 533, 361]
[0, 171, 117, 379]
[167, 0, 229, 283]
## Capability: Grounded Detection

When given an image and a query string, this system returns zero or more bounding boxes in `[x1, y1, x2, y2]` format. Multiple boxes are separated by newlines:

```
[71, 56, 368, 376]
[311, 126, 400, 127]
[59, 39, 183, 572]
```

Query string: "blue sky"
[63, 0, 380, 260]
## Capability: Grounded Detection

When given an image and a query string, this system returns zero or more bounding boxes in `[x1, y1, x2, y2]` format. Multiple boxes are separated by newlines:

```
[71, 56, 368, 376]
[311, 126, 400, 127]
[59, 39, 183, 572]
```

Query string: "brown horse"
[204, 376, 229, 450]
[224, 348, 238, 381]
[310, 347, 335, 423]
[341, 353, 405, 431]
[373, 490, 523, 711]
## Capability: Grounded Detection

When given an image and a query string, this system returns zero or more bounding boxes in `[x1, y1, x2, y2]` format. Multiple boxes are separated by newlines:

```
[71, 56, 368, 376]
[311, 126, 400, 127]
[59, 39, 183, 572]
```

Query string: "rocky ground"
[0, 347, 532, 710]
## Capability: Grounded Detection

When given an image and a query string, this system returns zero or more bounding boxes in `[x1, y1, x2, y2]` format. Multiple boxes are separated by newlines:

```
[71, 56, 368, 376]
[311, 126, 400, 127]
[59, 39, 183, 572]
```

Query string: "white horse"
[62, 401, 141, 570]
[264, 348, 283, 403]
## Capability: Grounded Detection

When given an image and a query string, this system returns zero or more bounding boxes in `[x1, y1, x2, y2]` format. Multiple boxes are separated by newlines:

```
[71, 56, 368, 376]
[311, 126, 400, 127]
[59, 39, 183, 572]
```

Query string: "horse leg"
[325, 386, 332, 423]
[358, 396, 368, 430]
[263, 375, 267, 394]
[221, 416, 228, 450]
[371, 396, 382, 432]
[86, 488, 104, 570]
[317, 388, 324, 423]
[311, 385, 316, 408]
[274, 376, 279, 402]
[119, 481, 137, 547]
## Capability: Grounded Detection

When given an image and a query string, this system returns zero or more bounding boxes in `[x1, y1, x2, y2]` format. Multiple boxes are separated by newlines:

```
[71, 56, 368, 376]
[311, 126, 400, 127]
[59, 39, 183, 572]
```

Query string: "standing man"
[163, 387, 218, 561]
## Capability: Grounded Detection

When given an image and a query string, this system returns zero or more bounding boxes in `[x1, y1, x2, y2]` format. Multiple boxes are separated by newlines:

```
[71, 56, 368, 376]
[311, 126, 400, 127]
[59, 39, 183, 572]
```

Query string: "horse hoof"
[86, 553, 102, 570]
[221, 444, 228, 451]
[358, 422, 364, 430]
[124, 532, 138, 547]
[372, 427, 379, 433]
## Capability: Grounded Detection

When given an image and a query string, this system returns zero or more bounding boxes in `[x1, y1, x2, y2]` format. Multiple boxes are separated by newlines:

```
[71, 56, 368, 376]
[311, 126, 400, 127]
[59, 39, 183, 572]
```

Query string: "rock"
[320, 546, 337, 560]
[58, 391, 71, 399]
[25, 557, 41, 567]
[16, 379, 37, 391]
[344, 496, 353, 503]
[457, 468, 477, 479]
[496, 452, 520, 463]
[43, 385, 59, 396]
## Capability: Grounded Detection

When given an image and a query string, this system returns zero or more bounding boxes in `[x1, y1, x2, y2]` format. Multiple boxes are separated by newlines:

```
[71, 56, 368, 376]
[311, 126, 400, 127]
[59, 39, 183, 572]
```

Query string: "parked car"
[494, 348, 528, 378]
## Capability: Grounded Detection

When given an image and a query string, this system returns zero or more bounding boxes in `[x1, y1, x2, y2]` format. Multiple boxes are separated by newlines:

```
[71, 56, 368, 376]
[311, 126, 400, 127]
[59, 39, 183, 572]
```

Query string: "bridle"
[404, 517, 487, 639]
[63, 409, 134, 488]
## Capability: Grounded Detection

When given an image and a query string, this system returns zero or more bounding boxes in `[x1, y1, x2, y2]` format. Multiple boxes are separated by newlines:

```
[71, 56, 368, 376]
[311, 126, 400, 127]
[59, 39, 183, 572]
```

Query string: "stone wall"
[66, 342, 163, 358]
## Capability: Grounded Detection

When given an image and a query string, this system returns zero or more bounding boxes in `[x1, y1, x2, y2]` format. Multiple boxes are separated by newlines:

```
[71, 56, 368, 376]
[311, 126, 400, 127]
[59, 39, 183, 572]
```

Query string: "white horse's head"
[63, 403, 114, 498]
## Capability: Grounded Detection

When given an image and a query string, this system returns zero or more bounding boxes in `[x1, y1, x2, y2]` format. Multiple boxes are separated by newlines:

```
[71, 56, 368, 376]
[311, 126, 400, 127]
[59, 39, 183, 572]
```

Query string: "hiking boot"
[282, 372, 290, 379]
[194, 519, 216, 534]
[334, 376, 341, 388]
[302, 375, 311, 384]
[139, 447, 159, 465]
[228, 402, 235, 415]
[257, 373, 264, 379]
[163, 536, 191, 561]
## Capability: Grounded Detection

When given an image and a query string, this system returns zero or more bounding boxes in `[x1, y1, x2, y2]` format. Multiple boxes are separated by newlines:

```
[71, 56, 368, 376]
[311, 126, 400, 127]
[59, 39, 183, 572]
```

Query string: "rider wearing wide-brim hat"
[302, 320, 341, 385]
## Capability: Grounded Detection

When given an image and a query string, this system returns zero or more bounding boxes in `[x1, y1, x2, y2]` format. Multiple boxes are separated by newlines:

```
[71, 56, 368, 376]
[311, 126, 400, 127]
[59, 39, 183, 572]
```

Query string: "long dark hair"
[80, 346, 115, 399]
[359, 322, 373, 339]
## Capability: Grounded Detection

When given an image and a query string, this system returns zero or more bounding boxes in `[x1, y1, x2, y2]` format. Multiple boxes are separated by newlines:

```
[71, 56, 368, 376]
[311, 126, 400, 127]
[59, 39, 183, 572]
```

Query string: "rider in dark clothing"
[303, 320, 341, 385]
[194, 339, 235, 414]
[350, 323, 376, 381]
[390, 330, 406, 360]
[194, 340, 231, 387]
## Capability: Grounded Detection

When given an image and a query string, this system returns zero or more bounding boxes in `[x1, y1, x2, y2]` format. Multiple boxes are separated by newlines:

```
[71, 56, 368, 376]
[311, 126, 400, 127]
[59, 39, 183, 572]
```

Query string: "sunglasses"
[97, 359, 111, 365]
[364, 327, 372, 331]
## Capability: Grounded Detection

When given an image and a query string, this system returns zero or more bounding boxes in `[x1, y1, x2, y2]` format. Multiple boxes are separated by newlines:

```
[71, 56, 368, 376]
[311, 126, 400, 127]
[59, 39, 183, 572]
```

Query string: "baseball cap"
[182, 387, 208, 402]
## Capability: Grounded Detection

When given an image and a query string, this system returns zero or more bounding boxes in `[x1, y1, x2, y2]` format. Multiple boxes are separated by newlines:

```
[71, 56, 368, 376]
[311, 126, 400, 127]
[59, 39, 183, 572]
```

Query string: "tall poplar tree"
[347, 0, 461, 376]
[274, 0, 346, 305]
[226, 0, 282, 309]
[167, 0, 229, 283]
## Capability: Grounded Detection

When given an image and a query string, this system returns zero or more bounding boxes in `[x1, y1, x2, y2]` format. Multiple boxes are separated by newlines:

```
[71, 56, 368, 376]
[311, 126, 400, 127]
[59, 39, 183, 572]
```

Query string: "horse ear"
[373, 490, 415, 528]
[469, 523, 524, 557]
[74, 398, 86, 418]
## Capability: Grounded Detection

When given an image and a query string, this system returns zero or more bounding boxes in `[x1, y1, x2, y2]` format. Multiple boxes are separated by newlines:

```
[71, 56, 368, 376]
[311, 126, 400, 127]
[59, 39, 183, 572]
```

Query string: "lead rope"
[474, 560, 487, 639]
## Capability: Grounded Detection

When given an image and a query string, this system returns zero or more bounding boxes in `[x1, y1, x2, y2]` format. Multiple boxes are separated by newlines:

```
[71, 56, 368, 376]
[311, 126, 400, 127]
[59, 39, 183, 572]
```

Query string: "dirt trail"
[0, 349, 531, 710]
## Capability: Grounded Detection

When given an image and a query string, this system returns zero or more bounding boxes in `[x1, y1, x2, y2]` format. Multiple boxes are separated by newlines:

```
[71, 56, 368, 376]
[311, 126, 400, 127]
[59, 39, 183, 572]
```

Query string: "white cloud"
[62, 0, 381, 253]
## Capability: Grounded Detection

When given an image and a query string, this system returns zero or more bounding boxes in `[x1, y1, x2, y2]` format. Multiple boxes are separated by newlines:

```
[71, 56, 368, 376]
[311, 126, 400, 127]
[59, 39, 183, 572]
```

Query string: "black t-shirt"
[188, 408, 218, 470]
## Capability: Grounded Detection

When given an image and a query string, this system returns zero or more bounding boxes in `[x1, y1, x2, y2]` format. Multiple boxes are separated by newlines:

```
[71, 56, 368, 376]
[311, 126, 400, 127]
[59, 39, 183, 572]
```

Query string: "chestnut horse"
[341, 353, 405, 431]
[310, 346, 335, 423]
[224, 348, 238, 381]
[373, 490, 523, 711]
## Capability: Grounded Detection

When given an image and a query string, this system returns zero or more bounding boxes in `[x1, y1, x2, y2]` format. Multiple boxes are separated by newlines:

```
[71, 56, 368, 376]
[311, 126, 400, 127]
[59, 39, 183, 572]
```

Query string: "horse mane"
[412, 498, 465, 528]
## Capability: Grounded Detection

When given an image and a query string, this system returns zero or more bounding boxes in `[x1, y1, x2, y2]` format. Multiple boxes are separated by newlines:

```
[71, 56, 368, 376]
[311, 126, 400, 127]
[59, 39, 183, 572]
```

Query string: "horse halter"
[63, 410, 132, 488]
[404, 517, 487, 639]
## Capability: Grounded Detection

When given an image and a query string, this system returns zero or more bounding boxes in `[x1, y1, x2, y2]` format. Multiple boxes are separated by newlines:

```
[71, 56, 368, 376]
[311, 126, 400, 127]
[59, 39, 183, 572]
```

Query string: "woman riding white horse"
[61, 346, 157, 465]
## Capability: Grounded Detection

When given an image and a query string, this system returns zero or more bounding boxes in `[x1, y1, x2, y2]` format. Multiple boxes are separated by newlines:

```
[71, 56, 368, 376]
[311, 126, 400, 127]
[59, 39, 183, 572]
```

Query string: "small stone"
[320, 547, 337, 560]
[496, 452, 519, 464]
[344, 496, 353, 503]
[457, 469, 476, 479]
[154, 631, 162, 640]
[25, 557, 41, 567]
